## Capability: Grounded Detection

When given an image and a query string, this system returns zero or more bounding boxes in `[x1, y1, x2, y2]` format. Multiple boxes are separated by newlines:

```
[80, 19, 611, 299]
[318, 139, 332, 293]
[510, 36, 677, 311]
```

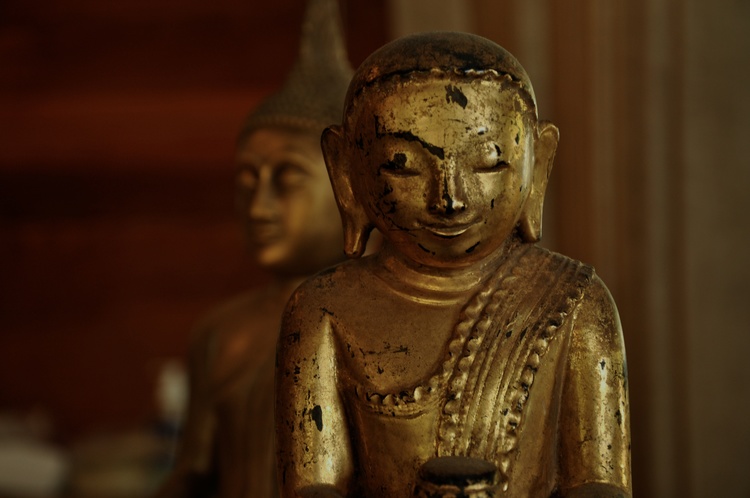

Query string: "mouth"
[423, 222, 475, 239]
[247, 223, 283, 244]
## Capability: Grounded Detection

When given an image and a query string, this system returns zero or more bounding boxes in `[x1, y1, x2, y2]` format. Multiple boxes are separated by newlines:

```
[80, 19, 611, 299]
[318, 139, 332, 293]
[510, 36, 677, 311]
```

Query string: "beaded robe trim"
[435, 245, 593, 490]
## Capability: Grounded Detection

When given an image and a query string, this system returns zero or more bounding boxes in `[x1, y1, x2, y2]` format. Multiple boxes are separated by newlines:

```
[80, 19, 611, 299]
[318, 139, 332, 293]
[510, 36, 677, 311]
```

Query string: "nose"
[246, 171, 278, 221]
[429, 165, 466, 217]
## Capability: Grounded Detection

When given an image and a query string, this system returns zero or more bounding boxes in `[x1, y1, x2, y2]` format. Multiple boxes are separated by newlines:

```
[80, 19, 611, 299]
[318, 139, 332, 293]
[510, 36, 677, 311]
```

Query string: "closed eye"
[379, 152, 419, 176]
[274, 162, 309, 191]
[476, 143, 510, 172]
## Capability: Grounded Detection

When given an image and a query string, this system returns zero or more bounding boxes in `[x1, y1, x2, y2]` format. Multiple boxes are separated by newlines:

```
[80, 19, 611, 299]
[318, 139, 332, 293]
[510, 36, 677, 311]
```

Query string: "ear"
[321, 125, 373, 258]
[519, 120, 559, 242]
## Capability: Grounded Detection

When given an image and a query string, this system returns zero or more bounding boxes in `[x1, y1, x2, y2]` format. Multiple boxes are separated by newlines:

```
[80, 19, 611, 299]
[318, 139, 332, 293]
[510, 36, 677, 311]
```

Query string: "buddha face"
[236, 127, 344, 275]
[348, 78, 536, 268]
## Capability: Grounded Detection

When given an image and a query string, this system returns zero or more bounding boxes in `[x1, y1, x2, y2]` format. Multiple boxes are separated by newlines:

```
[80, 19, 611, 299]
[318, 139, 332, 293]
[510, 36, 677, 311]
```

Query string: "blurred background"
[0, 0, 747, 496]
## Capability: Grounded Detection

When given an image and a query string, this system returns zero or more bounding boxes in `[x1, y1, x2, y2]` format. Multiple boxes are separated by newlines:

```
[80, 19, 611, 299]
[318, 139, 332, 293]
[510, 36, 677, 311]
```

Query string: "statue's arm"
[153, 328, 218, 498]
[275, 285, 353, 498]
[556, 274, 632, 498]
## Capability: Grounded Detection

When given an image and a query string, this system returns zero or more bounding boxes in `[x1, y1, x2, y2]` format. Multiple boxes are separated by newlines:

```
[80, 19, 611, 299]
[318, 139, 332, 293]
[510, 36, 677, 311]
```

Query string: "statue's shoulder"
[280, 258, 377, 356]
[573, 271, 623, 353]
[521, 244, 594, 273]
[186, 287, 285, 384]
[516, 245, 619, 334]
[190, 289, 267, 346]
[512, 245, 597, 292]
[286, 257, 374, 312]
[522, 247, 624, 353]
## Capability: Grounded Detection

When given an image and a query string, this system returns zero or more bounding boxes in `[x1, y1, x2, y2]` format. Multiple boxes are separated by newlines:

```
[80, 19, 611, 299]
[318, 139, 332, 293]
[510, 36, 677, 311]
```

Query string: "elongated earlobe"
[321, 126, 373, 258]
[519, 120, 559, 242]
[341, 212, 372, 258]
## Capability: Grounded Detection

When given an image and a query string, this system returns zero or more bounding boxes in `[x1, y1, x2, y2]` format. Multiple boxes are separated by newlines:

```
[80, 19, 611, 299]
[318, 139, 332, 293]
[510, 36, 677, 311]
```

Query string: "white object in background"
[0, 439, 68, 496]
[155, 359, 188, 425]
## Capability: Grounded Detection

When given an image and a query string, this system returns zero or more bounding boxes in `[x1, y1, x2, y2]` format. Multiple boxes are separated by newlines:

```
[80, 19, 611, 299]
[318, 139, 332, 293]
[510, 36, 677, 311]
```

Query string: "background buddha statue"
[275, 32, 631, 498]
[154, 1, 352, 497]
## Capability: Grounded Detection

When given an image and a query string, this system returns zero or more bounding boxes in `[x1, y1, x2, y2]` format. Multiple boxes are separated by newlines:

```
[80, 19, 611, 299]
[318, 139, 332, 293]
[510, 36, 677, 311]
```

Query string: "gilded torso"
[276, 244, 630, 497]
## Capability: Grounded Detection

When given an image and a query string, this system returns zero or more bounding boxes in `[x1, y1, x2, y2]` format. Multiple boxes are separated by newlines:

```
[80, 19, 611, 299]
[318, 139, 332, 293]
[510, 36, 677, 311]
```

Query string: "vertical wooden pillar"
[683, 0, 750, 495]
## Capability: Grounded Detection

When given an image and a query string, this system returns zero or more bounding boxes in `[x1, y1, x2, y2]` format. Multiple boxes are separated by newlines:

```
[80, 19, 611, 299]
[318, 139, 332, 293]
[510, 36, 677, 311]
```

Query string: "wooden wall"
[469, 1, 750, 495]
[0, 0, 387, 440]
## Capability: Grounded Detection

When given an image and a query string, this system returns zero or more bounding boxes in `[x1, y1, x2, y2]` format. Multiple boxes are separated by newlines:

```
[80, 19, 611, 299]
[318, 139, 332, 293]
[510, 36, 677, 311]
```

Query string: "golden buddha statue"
[275, 32, 631, 498]
[154, 1, 352, 497]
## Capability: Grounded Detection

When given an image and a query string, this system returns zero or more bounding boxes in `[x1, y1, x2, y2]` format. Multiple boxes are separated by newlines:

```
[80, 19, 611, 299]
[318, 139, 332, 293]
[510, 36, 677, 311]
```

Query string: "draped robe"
[276, 245, 631, 497]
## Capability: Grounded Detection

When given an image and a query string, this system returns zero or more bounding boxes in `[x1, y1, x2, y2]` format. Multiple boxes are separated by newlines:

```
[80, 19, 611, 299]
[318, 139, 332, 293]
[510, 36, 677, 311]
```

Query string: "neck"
[372, 237, 521, 304]
[268, 274, 307, 297]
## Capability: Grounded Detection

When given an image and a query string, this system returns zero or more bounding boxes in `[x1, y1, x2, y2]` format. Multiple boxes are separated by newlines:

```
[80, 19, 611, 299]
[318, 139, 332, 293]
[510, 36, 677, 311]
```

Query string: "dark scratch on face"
[378, 152, 408, 175]
[465, 241, 481, 254]
[445, 84, 468, 108]
[418, 243, 435, 255]
[391, 131, 445, 159]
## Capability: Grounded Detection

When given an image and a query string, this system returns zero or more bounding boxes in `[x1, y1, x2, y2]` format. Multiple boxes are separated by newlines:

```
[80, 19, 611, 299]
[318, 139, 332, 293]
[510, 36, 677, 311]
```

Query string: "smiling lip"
[248, 222, 283, 244]
[424, 222, 474, 239]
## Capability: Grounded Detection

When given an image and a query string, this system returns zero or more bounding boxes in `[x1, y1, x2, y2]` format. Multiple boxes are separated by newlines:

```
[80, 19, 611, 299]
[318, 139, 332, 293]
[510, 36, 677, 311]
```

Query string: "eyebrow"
[387, 130, 445, 159]
[375, 125, 445, 160]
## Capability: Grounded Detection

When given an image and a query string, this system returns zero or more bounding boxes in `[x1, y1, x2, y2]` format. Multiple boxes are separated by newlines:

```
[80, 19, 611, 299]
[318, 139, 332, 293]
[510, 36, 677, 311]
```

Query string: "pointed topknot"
[240, 0, 353, 140]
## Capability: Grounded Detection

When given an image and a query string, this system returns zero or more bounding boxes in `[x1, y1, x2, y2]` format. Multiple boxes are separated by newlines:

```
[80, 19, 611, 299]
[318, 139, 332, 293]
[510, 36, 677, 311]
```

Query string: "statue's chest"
[332, 299, 462, 394]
